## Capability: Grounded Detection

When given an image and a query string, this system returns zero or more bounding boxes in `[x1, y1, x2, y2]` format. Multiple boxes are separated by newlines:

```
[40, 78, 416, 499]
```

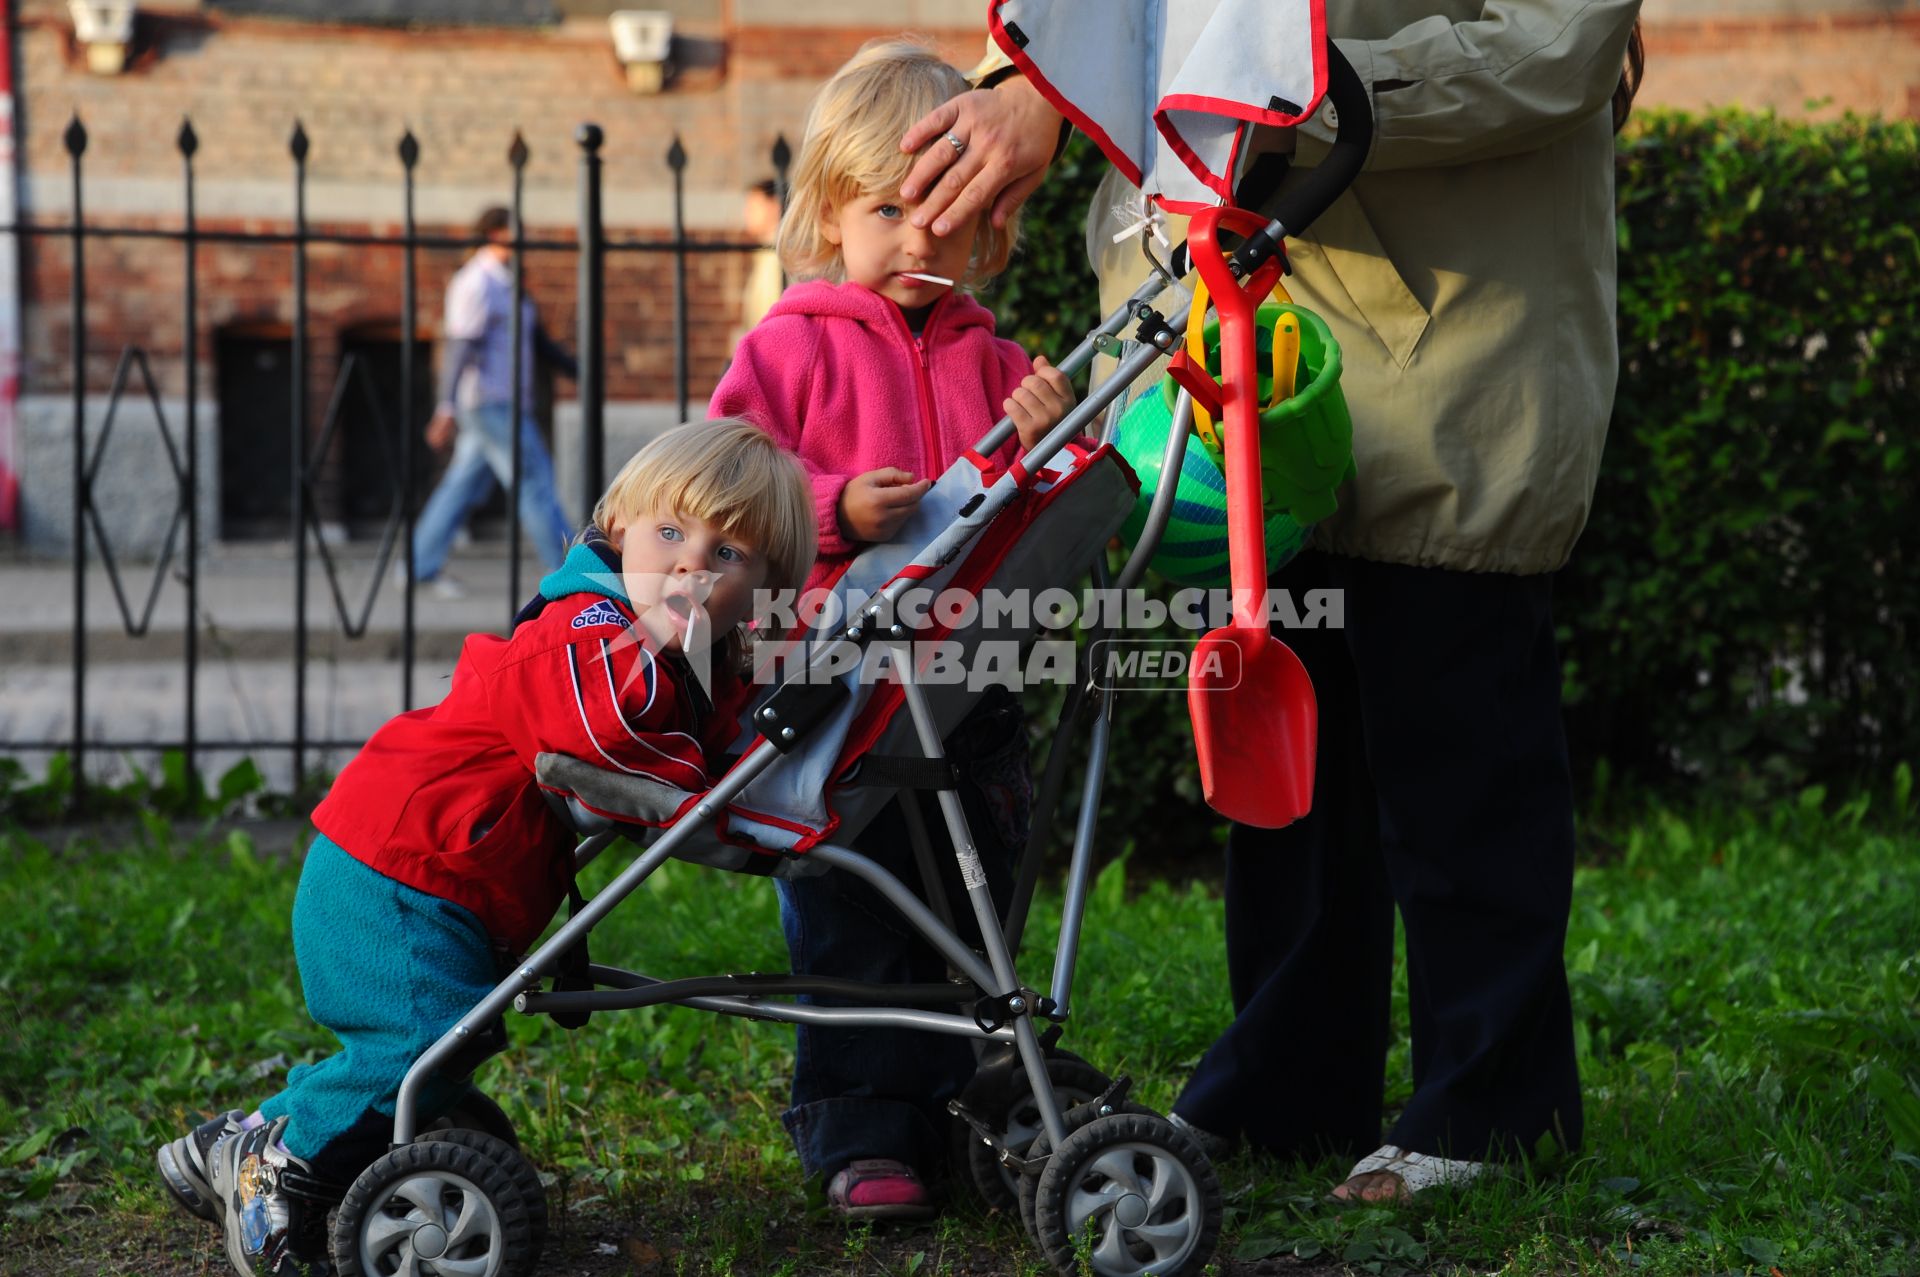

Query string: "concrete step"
[1, 545, 553, 663]
[1, 658, 434, 793]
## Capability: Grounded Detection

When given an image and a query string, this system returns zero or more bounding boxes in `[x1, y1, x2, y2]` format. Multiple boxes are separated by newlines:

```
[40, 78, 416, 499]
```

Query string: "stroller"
[329, 36, 1373, 1277]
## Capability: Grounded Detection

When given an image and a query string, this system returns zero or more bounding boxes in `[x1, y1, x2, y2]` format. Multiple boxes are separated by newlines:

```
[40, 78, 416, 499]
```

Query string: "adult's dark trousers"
[1174, 550, 1583, 1163]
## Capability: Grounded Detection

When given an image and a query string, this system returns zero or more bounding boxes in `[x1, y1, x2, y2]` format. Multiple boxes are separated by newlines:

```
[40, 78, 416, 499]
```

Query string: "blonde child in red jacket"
[155, 422, 815, 1277]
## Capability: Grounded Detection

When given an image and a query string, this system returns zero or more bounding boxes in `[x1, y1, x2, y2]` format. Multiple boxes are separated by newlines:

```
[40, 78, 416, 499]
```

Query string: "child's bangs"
[654, 440, 804, 575]
[637, 453, 770, 552]
[814, 45, 966, 202]
[597, 421, 814, 594]
[839, 151, 918, 210]
[819, 106, 931, 208]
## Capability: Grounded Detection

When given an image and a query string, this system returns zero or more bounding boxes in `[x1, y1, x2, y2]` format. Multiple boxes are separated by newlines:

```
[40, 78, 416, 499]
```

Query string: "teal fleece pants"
[257, 835, 499, 1180]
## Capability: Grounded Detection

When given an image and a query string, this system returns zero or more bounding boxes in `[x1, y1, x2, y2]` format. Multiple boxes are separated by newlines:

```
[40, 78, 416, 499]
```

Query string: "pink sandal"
[826, 1157, 936, 1221]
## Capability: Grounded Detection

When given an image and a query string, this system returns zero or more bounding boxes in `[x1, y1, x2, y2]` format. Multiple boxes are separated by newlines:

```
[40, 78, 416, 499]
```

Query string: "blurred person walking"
[732, 178, 786, 353]
[406, 206, 577, 600]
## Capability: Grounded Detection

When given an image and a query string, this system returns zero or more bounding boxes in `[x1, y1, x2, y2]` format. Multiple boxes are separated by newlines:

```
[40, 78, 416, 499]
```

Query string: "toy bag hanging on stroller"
[324, 12, 1374, 1277]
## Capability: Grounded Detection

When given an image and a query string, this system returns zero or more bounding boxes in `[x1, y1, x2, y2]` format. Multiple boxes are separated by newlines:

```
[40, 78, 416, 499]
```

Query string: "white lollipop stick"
[900, 271, 953, 286]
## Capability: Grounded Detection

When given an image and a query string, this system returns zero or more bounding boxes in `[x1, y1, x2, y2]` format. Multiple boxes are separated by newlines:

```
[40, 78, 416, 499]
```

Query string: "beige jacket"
[986, 0, 1641, 573]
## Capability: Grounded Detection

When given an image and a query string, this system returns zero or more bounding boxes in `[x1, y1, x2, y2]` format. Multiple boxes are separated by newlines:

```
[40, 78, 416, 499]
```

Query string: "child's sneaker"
[208, 1116, 340, 1277]
[156, 1109, 247, 1223]
[825, 1157, 936, 1221]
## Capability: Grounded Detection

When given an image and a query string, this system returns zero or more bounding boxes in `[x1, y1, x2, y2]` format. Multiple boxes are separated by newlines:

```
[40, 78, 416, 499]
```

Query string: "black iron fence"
[3, 115, 791, 804]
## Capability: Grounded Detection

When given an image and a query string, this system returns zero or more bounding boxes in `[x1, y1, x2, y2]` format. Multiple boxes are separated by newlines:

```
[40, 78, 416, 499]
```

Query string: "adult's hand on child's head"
[839, 468, 933, 543]
[900, 75, 1063, 236]
[1007, 355, 1077, 453]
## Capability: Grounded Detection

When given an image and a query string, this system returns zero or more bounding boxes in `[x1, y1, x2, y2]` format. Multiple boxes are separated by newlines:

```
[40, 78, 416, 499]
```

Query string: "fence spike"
[508, 130, 529, 168]
[64, 114, 88, 157]
[289, 120, 310, 162]
[177, 117, 199, 158]
[666, 134, 687, 171]
[771, 133, 791, 171]
[575, 122, 604, 152]
[398, 129, 419, 169]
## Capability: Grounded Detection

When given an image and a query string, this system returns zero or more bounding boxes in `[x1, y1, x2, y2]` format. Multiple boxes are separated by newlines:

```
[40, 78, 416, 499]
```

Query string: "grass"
[0, 784, 1916, 1276]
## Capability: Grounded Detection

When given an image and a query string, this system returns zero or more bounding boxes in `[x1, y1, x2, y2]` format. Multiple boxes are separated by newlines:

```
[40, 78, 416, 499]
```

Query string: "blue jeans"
[412, 403, 572, 580]
[777, 689, 1031, 1181]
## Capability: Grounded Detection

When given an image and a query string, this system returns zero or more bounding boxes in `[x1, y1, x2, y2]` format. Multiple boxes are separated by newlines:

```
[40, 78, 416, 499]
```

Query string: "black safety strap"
[728, 849, 786, 877]
[278, 1164, 351, 1205]
[841, 753, 964, 791]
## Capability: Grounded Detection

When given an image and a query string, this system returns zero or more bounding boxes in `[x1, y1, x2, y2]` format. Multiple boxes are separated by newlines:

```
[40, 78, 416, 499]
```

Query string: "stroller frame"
[393, 263, 1188, 1153]
[357, 45, 1372, 1277]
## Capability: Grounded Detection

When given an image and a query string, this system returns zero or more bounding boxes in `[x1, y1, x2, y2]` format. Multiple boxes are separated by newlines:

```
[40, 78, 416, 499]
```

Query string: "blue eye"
[718, 545, 747, 564]
[876, 204, 903, 221]
[659, 525, 683, 542]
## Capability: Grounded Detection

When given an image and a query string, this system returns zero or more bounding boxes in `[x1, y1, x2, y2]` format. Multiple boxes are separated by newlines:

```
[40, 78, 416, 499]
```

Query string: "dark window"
[336, 324, 436, 533]
[216, 329, 295, 538]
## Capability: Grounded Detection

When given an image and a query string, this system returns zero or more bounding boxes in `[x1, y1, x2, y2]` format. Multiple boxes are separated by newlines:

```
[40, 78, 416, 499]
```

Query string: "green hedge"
[988, 114, 1918, 832]
[1565, 110, 1918, 794]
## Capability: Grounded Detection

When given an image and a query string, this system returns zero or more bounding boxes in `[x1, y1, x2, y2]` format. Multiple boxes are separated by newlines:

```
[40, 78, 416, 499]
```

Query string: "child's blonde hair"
[777, 38, 1019, 286]
[592, 419, 817, 598]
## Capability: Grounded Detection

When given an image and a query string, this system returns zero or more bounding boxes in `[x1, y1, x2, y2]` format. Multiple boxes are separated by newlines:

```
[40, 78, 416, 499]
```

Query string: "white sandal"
[1381, 1148, 1485, 1192]
[1338, 1144, 1486, 1199]
[1345, 1143, 1405, 1178]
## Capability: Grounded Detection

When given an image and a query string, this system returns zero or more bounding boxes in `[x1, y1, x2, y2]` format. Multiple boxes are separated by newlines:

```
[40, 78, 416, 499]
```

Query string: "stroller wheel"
[417, 1128, 547, 1266]
[332, 1130, 545, 1277]
[1029, 1111, 1222, 1277]
[433, 1088, 520, 1148]
[959, 1054, 1110, 1211]
[1015, 1093, 1151, 1245]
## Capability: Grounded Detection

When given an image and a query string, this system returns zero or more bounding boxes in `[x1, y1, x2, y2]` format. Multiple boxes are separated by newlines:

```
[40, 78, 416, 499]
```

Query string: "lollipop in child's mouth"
[662, 591, 703, 650]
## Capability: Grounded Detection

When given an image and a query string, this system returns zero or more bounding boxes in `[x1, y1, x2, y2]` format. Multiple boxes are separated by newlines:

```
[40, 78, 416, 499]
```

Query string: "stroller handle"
[974, 40, 1372, 461]
[1224, 42, 1374, 280]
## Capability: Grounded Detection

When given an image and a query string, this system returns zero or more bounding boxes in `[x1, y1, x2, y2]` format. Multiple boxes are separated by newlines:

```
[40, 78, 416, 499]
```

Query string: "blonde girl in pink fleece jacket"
[709, 38, 1075, 1221]
[713, 37, 1075, 594]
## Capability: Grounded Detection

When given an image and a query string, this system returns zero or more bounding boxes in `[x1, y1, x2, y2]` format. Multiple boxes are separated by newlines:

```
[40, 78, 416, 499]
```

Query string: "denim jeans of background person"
[408, 205, 576, 599]
[411, 403, 572, 589]
[898, 0, 1647, 1202]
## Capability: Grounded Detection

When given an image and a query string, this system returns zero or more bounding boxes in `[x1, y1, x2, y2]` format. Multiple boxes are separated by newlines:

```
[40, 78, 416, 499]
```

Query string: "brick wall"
[12, 0, 1916, 414]
[11, 3, 983, 410]
[1640, 7, 1920, 119]
[19, 217, 750, 405]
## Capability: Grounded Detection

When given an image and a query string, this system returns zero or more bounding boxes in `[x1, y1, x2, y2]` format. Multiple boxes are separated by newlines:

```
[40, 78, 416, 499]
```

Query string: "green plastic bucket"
[1113, 300, 1354, 586]
[1113, 381, 1307, 589]
[1191, 300, 1355, 526]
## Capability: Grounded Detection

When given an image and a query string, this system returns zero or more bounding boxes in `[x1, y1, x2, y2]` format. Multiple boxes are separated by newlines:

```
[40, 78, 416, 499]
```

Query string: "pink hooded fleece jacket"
[711, 280, 1031, 592]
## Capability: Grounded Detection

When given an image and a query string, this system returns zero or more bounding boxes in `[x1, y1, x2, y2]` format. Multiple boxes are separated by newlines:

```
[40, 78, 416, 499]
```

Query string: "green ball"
[1112, 380, 1307, 589]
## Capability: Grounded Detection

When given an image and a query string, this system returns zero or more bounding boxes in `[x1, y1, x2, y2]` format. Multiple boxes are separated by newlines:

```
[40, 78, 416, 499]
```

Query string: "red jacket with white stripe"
[310, 535, 736, 953]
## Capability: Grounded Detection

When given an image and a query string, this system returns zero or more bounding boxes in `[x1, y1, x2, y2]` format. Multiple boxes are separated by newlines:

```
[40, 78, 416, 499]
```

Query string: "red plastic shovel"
[1184, 207, 1318, 828]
